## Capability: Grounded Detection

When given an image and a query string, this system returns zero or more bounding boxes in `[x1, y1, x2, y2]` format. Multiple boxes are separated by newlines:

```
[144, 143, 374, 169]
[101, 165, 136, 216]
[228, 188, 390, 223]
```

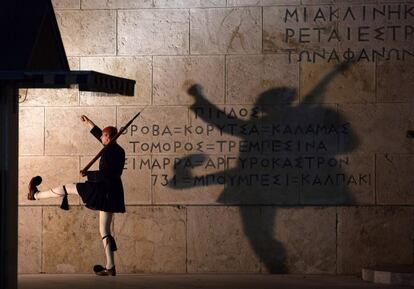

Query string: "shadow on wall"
[168, 62, 359, 273]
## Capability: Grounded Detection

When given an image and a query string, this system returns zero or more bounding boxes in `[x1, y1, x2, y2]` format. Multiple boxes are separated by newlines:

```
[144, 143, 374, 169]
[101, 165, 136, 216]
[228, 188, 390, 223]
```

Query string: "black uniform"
[77, 126, 126, 213]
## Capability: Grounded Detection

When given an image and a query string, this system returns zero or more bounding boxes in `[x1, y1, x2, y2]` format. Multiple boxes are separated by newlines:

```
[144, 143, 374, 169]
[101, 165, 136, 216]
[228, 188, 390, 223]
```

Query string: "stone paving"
[18, 274, 405, 289]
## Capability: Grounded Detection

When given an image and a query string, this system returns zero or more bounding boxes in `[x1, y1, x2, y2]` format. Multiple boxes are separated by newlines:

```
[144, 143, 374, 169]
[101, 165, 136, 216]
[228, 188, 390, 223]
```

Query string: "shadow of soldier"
[169, 62, 359, 273]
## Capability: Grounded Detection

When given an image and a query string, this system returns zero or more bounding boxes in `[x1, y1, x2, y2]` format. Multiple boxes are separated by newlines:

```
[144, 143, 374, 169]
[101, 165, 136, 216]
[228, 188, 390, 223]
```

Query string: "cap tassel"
[60, 185, 69, 210]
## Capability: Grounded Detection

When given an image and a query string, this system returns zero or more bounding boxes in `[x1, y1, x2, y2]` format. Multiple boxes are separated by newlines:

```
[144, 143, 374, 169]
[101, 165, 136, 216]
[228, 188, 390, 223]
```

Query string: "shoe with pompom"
[27, 176, 42, 200]
[94, 265, 116, 276]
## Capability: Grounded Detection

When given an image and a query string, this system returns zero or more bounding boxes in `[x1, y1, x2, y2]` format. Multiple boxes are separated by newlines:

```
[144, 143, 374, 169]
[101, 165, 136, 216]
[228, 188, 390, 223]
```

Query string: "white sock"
[99, 211, 115, 269]
[34, 183, 78, 200]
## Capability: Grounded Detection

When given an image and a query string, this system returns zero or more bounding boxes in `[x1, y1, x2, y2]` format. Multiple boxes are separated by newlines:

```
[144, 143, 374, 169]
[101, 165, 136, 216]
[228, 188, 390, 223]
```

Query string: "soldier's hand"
[187, 84, 203, 97]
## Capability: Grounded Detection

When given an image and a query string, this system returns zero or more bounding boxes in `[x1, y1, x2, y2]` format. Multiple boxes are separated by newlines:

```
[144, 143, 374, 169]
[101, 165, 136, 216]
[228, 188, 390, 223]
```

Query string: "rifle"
[80, 111, 142, 175]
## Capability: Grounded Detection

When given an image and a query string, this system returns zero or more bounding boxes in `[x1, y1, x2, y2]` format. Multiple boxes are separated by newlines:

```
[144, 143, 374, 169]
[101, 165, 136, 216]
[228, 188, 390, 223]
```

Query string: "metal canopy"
[0, 70, 135, 96]
[0, 0, 69, 71]
[0, 0, 136, 96]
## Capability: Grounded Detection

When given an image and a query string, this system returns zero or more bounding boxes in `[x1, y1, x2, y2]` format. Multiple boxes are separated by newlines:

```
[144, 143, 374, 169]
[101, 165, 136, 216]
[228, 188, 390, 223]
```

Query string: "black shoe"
[94, 265, 116, 276]
[27, 176, 42, 200]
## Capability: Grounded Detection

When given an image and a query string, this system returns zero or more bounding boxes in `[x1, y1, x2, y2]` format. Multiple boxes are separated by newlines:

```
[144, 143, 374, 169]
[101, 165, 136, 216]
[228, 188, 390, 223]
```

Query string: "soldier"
[27, 115, 126, 276]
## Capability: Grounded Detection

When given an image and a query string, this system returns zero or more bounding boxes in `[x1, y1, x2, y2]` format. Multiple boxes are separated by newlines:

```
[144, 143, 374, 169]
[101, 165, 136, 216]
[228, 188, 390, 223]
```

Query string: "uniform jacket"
[77, 126, 126, 213]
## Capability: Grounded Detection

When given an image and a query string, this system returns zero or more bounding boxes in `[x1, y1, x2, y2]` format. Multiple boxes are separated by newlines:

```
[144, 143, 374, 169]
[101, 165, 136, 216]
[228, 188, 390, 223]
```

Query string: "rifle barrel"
[80, 112, 141, 174]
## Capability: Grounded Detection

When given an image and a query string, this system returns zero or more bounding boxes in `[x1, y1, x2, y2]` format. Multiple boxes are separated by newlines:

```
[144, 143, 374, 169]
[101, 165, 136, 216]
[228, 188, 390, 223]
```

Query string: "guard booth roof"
[0, 0, 135, 96]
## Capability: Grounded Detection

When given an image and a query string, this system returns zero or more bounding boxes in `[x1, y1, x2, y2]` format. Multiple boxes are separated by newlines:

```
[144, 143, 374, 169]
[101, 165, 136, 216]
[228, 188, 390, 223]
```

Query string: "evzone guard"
[27, 112, 140, 276]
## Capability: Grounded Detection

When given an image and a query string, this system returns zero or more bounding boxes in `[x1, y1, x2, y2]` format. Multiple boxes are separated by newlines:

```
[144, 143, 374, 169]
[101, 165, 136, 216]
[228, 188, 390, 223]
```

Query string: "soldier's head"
[256, 87, 296, 106]
[101, 126, 118, 145]
[255, 87, 296, 117]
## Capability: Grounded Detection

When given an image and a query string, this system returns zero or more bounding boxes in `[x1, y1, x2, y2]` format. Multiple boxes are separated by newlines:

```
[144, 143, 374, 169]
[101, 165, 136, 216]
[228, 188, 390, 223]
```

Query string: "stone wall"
[18, 0, 414, 274]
